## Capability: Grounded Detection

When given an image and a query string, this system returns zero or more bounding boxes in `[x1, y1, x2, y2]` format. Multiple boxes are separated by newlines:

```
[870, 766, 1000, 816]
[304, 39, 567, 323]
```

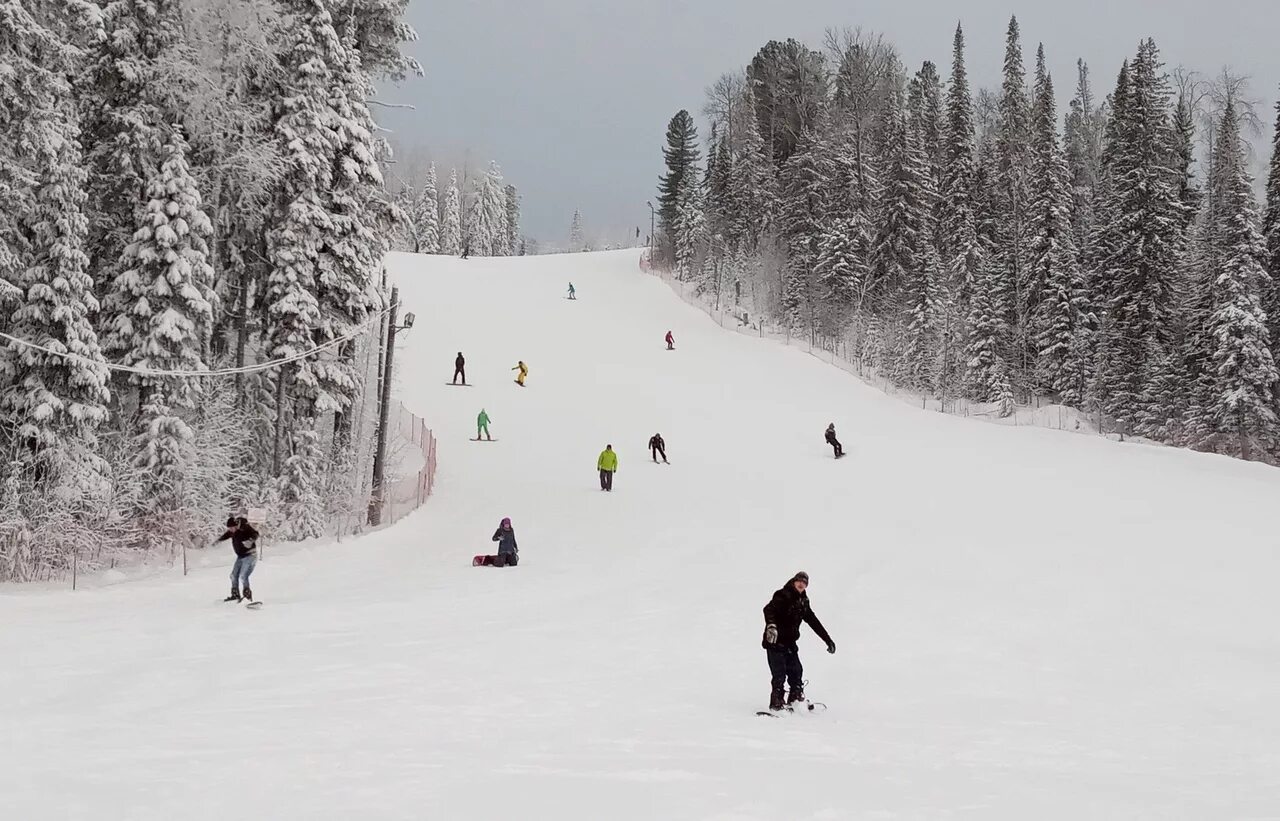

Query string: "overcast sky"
[378, 0, 1280, 246]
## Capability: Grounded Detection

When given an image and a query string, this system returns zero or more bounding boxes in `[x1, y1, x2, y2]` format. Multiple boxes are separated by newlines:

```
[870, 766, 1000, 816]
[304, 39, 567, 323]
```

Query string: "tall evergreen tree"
[657, 110, 700, 257]
[440, 169, 462, 255]
[467, 161, 507, 256]
[780, 129, 828, 328]
[1262, 95, 1280, 362]
[1202, 100, 1280, 459]
[504, 184, 520, 256]
[569, 209, 585, 252]
[727, 91, 776, 249]
[940, 23, 981, 302]
[992, 16, 1033, 377]
[871, 90, 931, 306]
[411, 163, 440, 253]
[1064, 60, 1105, 258]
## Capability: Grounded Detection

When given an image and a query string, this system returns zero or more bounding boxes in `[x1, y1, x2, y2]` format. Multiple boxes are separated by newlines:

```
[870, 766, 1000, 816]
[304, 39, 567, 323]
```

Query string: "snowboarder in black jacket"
[648, 433, 667, 463]
[216, 516, 260, 601]
[453, 352, 466, 385]
[762, 571, 834, 710]
[824, 423, 843, 458]
[489, 517, 518, 567]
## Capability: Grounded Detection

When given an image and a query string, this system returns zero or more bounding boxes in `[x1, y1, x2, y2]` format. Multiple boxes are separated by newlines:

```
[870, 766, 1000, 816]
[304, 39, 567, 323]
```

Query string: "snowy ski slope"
[2, 249, 1279, 820]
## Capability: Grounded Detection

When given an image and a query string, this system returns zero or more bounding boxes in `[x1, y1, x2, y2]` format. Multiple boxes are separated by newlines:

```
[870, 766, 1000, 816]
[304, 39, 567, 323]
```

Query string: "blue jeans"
[230, 554, 257, 592]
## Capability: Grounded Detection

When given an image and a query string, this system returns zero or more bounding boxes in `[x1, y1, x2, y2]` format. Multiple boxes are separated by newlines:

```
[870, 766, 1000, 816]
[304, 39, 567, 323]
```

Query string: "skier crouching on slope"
[489, 517, 518, 566]
[217, 516, 260, 602]
[567, 282, 576, 300]
[512, 360, 528, 386]
[824, 422, 843, 459]
[665, 330, 674, 350]
[762, 571, 835, 711]
[648, 432, 667, 463]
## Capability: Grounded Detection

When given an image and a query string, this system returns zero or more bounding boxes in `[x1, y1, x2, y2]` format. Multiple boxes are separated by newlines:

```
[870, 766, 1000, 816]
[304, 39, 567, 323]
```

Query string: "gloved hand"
[764, 624, 778, 644]
[826, 640, 836, 654]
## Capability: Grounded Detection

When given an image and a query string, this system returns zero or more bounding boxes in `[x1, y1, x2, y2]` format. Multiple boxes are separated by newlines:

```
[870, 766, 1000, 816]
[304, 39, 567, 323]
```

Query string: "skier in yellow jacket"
[512, 360, 528, 386]
[597, 444, 618, 491]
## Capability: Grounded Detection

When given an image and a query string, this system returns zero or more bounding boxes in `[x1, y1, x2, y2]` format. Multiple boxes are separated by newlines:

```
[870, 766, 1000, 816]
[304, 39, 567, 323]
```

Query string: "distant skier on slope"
[512, 360, 528, 386]
[567, 282, 576, 300]
[597, 444, 618, 491]
[824, 423, 843, 459]
[453, 351, 466, 385]
[648, 433, 668, 464]
[762, 571, 835, 711]
[474, 517, 519, 567]
[476, 408, 492, 441]
[460, 243, 470, 260]
[665, 330, 675, 350]
[216, 516, 260, 602]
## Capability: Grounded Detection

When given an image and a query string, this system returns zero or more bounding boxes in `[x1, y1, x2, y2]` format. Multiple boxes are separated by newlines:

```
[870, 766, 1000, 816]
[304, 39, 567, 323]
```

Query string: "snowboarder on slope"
[476, 408, 492, 441]
[512, 360, 528, 386]
[460, 243, 470, 260]
[489, 517, 518, 567]
[824, 423, 843, 459]
[453, 351, 466, 385]
[665, 330, 674, 350]
[597, 444, 618, 491]
[648, 433, 668, 463]
[217, 516, 260, 602]
[762, 571, 835, 711]
[567, 282, 576, 300]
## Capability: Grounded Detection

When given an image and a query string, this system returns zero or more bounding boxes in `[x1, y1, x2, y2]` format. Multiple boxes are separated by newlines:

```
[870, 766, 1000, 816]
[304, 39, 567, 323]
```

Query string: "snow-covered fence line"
[378, 399, 438, 527]
[641, 256, 1095, 437]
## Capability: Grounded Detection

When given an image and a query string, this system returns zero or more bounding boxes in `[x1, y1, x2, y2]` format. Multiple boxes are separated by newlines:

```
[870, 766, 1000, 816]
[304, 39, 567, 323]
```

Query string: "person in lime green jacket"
[476, 409, 492, 441]
[597, 444, 618, 491]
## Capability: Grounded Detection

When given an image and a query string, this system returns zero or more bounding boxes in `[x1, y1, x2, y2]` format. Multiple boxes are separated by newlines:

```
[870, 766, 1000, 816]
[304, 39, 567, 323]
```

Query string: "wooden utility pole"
[368, 286, 399, 526]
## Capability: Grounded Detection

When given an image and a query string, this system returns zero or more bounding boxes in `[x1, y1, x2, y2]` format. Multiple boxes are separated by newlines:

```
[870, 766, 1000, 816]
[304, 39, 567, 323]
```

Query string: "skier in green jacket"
[597, 444, 618, 491]
[476, 409, 492, 441]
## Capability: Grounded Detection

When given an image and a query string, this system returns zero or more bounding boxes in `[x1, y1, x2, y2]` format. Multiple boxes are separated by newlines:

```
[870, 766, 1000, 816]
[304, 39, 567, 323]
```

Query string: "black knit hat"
[792, 571, 809, 585]
[226, 516, 239, 527]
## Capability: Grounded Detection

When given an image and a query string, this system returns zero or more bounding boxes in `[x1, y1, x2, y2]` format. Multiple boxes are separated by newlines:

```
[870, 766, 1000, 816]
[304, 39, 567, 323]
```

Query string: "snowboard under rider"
[824, 423, 843, 459]
[476, 408, 492, 440]
[453, 352, 466, 385]
[597, 444, 618, 491]
[217, 516, 260, 602]
[762, 571, 835, 711]
[648, 433, 668, 463]
[512, 360, 528, 386]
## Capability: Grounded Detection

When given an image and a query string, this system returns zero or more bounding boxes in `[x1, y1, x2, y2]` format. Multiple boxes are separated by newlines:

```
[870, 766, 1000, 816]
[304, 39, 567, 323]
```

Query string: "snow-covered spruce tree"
[814, 145, 870, 333]
[991, 16, 1032, 378]
[464, 161, 505, 256]
[940, 23, 981, 305]
[780, 129, 828, 329]
[1202, 100, 1280, 460]
[107, 128, 217, 525]
[440, 169, 462, 255]
[411, 162, 440, 253]
[1064, 59, 1105, 260]
[569, 209, 585, 252]
[673, 175, 705, 281]
[0, 4, 112, 485]
[83, 0, 193, 302]
[504, 184, 520, 256]
[657, 110, 700, 262]
[908, 60, 945, 202]
[1028, 53, 1087, 401]
[1093, 40, 1185, 435]
[1263, 96, 1280, 364]
[274, 427, 326, 541]
[327, 0, 421, 82]
[965, 253, 1013, 412]
[896, 235, 943, 393]
[871, 89, 931, 309]
[727, 91, 776, 251]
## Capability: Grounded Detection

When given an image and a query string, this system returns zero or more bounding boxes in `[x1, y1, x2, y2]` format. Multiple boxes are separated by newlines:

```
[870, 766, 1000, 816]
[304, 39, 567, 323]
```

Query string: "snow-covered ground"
[3, 249, 1279, 820]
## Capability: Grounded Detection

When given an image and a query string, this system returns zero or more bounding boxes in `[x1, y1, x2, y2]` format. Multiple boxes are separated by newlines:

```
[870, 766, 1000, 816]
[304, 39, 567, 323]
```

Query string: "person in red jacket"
[665, 330, 674, 350]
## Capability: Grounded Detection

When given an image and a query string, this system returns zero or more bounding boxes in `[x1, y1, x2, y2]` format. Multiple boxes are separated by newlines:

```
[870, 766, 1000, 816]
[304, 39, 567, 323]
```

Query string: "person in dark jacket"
[453, 352, 466, 385]
[217, 516, 260, 601]
[488, 517, 518, 567]
[824, 423, 843, 458]
[762, 571, 835, 710]
[648, 433, 668, 463]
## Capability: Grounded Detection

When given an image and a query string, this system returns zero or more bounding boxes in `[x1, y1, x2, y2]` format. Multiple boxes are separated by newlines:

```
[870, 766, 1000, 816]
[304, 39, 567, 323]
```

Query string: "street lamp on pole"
[646, 201, 655, 267]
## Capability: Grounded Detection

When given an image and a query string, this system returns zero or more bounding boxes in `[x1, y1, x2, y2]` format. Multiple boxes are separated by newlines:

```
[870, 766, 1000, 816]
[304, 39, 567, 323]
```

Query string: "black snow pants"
[766, 645, 804, 698]
[453, 365, 466, 384]
[599, 469, 614, 491]
[651, 445, 666, 462]
[827, 436, 843, 458]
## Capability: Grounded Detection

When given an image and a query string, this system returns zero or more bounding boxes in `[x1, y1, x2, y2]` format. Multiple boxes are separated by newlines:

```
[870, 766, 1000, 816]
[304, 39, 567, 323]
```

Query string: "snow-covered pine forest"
[0, 0, 423, 582]
[655, 19, 1280, 464]
[387, 155, 528, 257]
